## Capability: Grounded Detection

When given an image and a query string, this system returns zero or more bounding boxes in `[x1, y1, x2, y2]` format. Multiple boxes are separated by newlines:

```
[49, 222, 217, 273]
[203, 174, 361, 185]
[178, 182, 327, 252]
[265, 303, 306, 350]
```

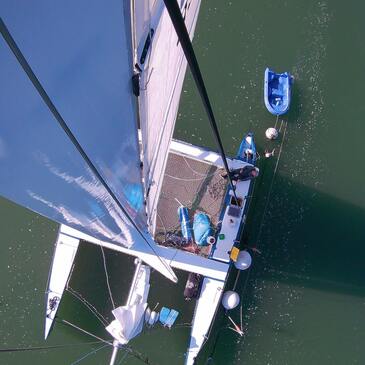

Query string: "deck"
[155, 151, 228, 255]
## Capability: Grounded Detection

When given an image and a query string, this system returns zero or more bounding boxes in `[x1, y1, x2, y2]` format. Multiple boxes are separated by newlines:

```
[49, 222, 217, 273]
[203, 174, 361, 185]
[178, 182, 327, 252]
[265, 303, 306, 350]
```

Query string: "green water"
[1, 0, 365, 364]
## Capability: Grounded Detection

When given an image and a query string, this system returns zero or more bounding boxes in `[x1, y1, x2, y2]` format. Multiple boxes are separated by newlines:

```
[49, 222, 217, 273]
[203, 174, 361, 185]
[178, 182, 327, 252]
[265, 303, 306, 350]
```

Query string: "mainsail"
[133, 0, 202, 233]
[0, 0, 187, 281]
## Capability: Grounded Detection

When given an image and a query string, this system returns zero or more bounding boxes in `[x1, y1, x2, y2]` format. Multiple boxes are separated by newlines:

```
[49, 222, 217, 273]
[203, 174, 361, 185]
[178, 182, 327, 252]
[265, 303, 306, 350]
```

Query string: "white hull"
[44, 227, 79, 339]
[184, 168, 253, 365]
[44, 139, 254, 362]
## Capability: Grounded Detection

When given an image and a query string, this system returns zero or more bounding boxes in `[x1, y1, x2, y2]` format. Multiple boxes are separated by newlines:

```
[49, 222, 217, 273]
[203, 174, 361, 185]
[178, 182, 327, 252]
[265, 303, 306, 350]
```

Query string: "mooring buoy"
[265, 127, 278, 140]
[222, 290, 240, 310]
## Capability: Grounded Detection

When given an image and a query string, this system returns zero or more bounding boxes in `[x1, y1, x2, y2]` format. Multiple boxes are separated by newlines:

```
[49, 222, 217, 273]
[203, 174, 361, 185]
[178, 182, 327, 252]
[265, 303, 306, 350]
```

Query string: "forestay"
[133, 0, 202, 233]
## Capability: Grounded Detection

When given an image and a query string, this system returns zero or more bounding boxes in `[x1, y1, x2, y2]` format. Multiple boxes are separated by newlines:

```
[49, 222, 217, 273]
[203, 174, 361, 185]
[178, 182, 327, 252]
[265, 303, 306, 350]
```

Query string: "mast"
[109, 343, 119, 365]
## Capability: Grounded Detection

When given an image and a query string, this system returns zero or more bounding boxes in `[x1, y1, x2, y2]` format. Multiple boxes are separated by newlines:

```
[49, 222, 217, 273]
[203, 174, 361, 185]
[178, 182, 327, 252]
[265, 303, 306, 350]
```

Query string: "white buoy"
[234, 250, 252, 271]
[222, 291, 240, 310]
[145, 307, 151, 323]
[265, 127, 278, 140]
[145, 308, 159, 326]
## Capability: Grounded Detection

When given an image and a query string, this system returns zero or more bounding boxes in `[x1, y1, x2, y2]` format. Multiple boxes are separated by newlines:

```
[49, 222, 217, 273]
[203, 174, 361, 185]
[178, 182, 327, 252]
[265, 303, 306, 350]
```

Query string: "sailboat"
[0, 1, 257, 364]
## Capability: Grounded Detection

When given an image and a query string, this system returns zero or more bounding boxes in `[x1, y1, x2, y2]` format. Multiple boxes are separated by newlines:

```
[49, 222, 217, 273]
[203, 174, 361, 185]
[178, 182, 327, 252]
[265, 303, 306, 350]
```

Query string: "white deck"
[52, 139, 255, 363]
[175, 139, 255, 364]
[185, 277, 225, 365]
[171, 139, 247, 171]
[60, 225, 229, 281]
[184, 177, 251, 364]
[44, 228, 79, 339]
[211, 178, 251, 263]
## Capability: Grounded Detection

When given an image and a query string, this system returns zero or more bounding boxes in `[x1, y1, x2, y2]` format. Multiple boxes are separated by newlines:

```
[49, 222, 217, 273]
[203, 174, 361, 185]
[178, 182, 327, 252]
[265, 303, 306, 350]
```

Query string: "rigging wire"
[0, 18, 176, 283]
[57, 318, 113, 346]
[0, 341, 103, 353]
[99, 245, 116, 310]
[274, 114, 280, 129]
[70, 344, 109, 365]
[232, 120, 289, 338]
[206, 120, 289, 362]
[58, 318, 157, 365]
[182, 156, 218, 177]
[255, 120, 287, 244]
[117, 351, 129, 365]
[232, 120, 288, 296]
[164, 172, 218, 182]
[66, 286, 109, 326]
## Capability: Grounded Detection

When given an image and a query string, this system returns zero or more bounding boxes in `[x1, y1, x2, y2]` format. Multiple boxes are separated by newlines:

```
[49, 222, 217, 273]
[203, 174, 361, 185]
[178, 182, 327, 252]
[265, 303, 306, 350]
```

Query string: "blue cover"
[264, 68, 293, 115]
[165, 309, 179, 328]
[193, 213, 212, 246]
[159, 307, 170, 325]
[159, 307, 179, 328]
[178, 206, 193, 241]
[237, 132, 256, 165]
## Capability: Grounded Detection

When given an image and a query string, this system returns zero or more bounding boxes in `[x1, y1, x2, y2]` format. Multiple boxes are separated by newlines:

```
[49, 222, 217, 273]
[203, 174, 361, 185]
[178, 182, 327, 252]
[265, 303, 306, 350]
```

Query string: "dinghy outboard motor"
[184, 273, 202, 300]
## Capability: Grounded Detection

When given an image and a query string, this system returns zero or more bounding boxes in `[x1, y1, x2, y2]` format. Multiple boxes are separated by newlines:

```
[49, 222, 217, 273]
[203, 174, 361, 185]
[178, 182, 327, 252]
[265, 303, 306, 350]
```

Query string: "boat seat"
[271, 89, 282, 99]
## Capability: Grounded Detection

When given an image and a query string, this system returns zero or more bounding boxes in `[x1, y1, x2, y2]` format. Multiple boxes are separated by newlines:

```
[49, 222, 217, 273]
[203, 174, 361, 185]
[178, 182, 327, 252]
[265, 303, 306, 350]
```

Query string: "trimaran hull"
[45, 138, 256, 364]
[1, 1, 257, 363]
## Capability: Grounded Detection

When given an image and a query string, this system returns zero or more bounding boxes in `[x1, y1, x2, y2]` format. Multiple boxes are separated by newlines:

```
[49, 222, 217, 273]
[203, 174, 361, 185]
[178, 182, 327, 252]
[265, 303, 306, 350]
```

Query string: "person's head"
[251, 169, 258, 177]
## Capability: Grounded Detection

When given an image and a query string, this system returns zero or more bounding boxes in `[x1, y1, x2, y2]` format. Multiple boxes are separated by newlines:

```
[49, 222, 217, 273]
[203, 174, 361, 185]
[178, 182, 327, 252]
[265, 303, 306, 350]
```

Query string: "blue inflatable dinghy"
[264, 68, 293, 115]
[237, 132, 256, 165]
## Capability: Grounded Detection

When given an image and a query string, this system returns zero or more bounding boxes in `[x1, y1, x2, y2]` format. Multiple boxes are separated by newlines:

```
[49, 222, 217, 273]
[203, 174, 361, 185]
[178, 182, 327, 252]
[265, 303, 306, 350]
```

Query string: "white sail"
[0, 1, 177, 281]
[106, 262, 150, 344]
[133, 0, 202, 233]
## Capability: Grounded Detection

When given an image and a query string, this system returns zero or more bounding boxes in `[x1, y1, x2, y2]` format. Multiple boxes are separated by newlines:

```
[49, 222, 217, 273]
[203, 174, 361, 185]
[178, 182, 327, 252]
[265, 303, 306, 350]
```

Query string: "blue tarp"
[159, 307, 179, 328]
[193, 212, 212, 246]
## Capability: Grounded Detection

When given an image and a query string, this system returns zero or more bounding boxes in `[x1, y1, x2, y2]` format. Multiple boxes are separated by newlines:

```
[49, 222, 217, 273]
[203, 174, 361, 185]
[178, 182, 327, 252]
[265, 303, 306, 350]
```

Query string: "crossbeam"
[59, 225, 229, 281]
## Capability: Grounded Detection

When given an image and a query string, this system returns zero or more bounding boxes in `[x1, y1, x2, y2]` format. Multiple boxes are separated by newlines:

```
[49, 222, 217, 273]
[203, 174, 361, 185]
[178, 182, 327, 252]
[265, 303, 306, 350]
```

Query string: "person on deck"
[221, 165, 259, 182]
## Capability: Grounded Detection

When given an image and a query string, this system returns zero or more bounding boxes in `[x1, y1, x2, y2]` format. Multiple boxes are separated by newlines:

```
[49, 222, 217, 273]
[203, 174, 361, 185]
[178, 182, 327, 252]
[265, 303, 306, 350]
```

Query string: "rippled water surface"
[1, 0, 365, 364]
